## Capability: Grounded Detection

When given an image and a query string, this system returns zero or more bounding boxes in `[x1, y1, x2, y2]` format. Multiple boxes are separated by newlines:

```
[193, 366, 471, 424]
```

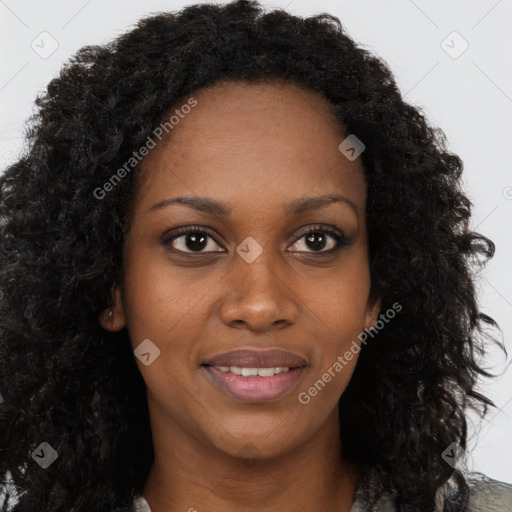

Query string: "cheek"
[121, 245, 214, 348]
[120, 257, 208, 417]
[120, 247, 228, 403]
[306, 264, 371, 347]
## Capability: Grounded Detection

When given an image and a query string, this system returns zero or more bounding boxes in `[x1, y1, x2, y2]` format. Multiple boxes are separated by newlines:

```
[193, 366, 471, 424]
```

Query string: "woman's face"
[101, 80, 380, 459]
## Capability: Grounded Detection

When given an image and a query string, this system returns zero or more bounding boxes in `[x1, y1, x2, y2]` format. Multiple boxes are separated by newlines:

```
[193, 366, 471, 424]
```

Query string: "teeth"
[214, 366, 291, 377]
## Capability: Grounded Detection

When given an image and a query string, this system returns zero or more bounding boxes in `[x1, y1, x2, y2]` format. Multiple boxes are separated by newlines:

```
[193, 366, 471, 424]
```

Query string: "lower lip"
[203, 366, 306, 403]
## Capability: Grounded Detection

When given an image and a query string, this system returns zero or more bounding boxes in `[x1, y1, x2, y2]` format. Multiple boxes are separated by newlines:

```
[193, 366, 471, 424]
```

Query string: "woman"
[0, 1, 510, 511]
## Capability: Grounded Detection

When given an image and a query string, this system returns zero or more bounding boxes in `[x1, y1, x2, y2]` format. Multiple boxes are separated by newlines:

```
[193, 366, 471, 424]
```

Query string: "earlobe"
[365, 291, 382, 330]
[98, 285, 126, 332]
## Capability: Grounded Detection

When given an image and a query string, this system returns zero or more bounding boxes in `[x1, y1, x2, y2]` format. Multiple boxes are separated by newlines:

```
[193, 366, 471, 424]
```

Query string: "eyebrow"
[148, 194, 358, 216]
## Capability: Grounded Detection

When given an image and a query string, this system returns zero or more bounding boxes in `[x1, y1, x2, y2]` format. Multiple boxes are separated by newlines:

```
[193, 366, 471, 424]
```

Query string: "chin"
[210, 430, 302, 461]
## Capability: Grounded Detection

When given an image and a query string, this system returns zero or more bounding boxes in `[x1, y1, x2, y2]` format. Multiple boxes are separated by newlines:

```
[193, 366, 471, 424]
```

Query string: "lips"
[203, 348, 308, 369]
[201, 348, 308, 403]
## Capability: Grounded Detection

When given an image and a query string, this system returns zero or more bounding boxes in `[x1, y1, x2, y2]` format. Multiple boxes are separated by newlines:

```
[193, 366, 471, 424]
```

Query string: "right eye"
[162, 226, 226, 254]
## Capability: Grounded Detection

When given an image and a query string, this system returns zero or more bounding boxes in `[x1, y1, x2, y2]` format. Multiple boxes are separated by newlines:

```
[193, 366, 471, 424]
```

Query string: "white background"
[1, 0, 511, 484]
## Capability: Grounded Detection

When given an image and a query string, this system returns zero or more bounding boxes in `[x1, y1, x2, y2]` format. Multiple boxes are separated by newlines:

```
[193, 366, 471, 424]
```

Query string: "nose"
[219, 252, 299, 332]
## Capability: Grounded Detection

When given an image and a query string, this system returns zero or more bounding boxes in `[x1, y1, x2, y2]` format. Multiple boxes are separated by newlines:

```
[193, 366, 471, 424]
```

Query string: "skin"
[100, 80, 381, 512]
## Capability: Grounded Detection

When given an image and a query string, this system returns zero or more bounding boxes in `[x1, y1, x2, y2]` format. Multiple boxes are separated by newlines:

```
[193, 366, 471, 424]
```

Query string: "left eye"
[288, 228, 345, 253]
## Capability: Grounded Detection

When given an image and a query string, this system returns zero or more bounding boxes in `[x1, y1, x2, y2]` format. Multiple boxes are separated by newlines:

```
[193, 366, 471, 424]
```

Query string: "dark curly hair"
[0, 1, 505, 510]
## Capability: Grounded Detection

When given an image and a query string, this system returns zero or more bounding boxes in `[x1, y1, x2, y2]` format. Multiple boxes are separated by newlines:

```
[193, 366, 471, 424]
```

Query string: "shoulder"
[464, 472, 512, 511]
[133, 495, 151, 512]
[351, 466, 512, 512]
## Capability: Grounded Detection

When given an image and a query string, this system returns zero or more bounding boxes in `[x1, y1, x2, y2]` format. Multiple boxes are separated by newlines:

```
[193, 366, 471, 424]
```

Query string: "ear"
[98, 284, 127, 332]
[364, 288, 381, 330]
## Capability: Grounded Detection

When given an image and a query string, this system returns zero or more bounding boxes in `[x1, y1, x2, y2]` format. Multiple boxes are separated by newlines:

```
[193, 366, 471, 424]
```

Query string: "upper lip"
[203, 348, 308, 368]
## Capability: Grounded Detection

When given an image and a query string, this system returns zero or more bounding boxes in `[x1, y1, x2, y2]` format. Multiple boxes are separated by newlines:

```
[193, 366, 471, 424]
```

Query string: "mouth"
[201, 348, 308, 403]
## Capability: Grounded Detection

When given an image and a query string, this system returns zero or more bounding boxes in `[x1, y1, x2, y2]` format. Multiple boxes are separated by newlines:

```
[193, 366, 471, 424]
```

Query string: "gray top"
[132, 467, 512, 511]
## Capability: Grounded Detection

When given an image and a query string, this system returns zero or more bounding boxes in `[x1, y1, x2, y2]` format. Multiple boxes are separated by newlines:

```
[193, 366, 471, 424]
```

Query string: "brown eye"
[162, 227, 225, 254]
[288, 225, 351, 253]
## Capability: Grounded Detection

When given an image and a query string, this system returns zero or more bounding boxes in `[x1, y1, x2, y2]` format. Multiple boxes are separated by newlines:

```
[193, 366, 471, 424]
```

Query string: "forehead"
[134, 80, 367, 212]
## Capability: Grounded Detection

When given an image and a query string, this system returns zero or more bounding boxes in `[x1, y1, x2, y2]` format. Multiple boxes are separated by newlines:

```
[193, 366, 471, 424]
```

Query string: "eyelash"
[161, 224, 351, 256]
